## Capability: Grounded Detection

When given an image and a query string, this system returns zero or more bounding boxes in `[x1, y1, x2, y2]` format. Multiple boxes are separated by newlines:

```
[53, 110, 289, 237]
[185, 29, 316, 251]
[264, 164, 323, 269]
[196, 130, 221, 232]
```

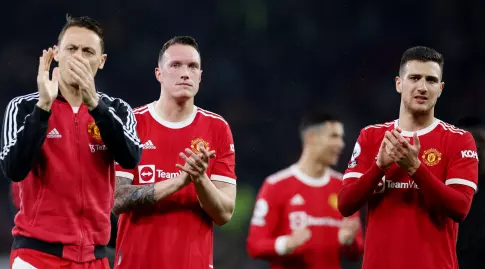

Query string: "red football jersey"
[114, 102, 236, 269]
[343, 119, 479, 269]
[247, 165, 364, 269]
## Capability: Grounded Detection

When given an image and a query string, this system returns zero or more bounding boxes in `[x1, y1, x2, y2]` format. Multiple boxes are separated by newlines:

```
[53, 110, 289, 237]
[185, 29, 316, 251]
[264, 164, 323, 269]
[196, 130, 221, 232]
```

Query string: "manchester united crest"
[191, 138, 210, 153]
[328, 193, 338, 210]
[421, 148, 442, 166]
[87, 122, 102, 142]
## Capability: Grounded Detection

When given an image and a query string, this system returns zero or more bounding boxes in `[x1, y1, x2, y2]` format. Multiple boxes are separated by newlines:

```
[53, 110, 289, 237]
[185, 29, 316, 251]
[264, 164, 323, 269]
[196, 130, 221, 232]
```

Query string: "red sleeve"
[11, 182, 20, 210]
[339, 212, 364, 261]
[444, 132, 479, 192]
[247, 180, 289, 259]
[338, 128, 386, 217]
[411, 132, 478, 222]
[210, 122, 236, 185]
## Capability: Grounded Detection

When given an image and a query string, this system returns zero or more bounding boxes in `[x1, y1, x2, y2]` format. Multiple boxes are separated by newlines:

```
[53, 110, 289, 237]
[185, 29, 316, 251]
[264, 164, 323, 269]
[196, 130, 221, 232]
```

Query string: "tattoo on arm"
[113, 176, 156, 215]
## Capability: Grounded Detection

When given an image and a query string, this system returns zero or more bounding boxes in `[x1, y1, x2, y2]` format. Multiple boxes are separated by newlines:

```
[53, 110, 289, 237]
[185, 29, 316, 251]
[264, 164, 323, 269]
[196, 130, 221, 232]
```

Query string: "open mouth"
[414, 96, 428, 103]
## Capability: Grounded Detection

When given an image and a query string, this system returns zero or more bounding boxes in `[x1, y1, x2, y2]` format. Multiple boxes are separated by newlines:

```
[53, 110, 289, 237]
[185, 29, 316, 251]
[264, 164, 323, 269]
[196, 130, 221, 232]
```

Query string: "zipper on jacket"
[74, 113, 84, 261]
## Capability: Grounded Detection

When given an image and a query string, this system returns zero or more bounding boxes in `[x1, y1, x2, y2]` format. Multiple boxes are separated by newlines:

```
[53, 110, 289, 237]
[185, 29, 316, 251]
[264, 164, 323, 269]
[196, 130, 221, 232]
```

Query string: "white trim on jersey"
[1, 93, 39, 161]
[275, 235, 290, 256]
[116, 171, 135, 181]
[394, 118, 440, 137]
[211, 174, 237, 185]
[343, 172, 363, 180]
[197, 108, 228, 125]
[98, 93, 142, 148]
[445, 178, 477, 191]
[291, 165, 331, 187]
[148, 102, 198, 129]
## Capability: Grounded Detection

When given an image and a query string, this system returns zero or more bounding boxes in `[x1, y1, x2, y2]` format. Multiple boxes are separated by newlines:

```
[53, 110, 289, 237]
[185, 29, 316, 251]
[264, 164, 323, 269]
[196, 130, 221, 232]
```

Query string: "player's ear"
[438, 82, 445, 97]
[199, 69, 203, 83]
[395, 76, 402, 93]
[53, 45, 59, 62]
[155, 67, 162, 83]
[98, 54, 107, 70]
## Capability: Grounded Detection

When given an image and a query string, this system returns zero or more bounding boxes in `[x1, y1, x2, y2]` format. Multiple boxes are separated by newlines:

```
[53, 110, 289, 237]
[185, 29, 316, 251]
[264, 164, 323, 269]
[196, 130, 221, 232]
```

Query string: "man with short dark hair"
[1, 15, 142, 268]
[339, 46, 479, 269]
[113, 36, 237, 269]
[247, 108, 364, 269]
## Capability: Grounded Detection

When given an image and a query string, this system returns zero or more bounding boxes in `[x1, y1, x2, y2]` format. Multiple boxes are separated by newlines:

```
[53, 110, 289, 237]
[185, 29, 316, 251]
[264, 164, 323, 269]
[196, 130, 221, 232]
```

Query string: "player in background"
[1, 15, 142, 269]
[338, 46, 479, 269]
[112, 36, 237, 269]
[455, 116, 485, 268]
[247, 110, 364, 269]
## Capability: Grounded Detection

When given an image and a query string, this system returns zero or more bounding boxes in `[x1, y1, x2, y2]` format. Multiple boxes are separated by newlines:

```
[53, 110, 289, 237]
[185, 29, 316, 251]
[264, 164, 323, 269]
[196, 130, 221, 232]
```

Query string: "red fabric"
[340, 228, 365, 261]
[246, 166, 364, 269]
[338, 163, 385, 217]
[13, 99, 116, 262]
[10, 248, 109, 269]
[411, 163, 474, 222]
[11, 182, 20, 210]
[340, 120, 479, 269]
[114, 104, 236, 269]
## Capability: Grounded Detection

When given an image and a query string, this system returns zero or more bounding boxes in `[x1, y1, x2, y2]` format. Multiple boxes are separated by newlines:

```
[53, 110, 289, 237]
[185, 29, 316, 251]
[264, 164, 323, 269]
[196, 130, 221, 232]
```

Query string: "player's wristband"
[275, 235, 290, 255]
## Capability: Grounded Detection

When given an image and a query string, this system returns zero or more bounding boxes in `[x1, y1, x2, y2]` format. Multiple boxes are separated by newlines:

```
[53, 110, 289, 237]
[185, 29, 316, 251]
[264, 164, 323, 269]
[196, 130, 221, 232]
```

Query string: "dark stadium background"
[0, 0, 484, 268]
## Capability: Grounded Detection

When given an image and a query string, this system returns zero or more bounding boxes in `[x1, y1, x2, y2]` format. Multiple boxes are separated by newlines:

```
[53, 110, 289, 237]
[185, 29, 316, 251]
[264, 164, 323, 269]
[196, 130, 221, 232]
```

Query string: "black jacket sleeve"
[0, 95, 50, 182]
[89, 94, 142, 169]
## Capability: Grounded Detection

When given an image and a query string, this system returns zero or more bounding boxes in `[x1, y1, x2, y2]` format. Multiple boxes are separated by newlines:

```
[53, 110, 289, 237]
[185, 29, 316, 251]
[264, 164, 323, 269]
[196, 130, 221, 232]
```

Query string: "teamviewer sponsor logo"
[156, 169, 181, 179]
[89, 144, 107, 153]
[374, 176, 386, 194]
[138, 165, 156, 184]
[385, 180, 419, 189]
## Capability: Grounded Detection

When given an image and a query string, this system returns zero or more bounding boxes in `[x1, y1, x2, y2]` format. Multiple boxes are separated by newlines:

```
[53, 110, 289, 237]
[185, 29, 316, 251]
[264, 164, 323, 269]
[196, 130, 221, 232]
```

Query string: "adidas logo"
[47, 128, 62, 139]
[290, 194, 305, 206]
[142, 140, 156, 149]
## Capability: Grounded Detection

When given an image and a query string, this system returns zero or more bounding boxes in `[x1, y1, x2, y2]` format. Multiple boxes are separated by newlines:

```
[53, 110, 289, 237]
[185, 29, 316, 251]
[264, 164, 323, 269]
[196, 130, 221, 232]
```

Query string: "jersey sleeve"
[338, 128, 386, 217]
[114, 113, 144, 182]
[444, 132, 479, 192]
[90, 95, 142, 170]
[1, 97, 50, 182]
[210, 122, 236, 185]
[115, 162, 136, 182]
[343, 128, 374, 181]
[247, 180, 286, 259]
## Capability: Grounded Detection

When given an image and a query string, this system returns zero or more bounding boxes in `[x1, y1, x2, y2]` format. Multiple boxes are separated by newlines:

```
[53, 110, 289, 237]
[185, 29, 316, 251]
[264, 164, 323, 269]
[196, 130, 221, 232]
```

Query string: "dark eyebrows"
[407, 73, 440, 82]
[64, 43, 98, 53]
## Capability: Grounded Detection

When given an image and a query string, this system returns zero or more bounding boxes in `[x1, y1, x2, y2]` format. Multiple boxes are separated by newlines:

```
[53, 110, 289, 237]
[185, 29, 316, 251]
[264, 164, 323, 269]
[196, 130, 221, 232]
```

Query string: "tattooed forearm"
[113, 176, 156, 215]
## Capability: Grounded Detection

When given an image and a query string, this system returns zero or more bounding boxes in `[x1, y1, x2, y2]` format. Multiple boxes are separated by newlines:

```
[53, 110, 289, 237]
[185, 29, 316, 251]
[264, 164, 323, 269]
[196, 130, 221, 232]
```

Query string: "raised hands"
[338, 217, 360, 245]
[285, 228, 312, 253]
[381, 128, 421, 174]
[67, 55, 99, 110]
[176, 143, 216, 183]
[36, 48, 60, 111]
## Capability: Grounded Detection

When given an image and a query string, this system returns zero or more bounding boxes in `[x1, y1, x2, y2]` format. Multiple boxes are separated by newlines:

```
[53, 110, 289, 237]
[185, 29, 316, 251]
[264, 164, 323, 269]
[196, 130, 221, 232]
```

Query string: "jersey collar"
[291, 165, 331, 187]
[394, 118, 440, 137]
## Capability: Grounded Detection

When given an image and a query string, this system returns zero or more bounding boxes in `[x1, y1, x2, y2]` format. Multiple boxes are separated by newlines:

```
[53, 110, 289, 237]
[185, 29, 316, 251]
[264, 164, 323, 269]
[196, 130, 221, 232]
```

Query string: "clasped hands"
[176, 143, 216, 183]
[377, 127, 421, 175]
